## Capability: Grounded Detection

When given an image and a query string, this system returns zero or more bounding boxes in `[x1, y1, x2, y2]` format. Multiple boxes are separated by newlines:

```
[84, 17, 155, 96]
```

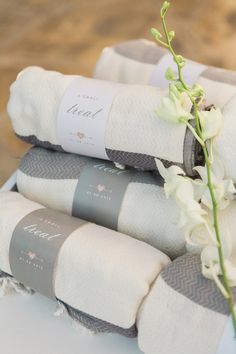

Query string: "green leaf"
[165, 67, 175, 81]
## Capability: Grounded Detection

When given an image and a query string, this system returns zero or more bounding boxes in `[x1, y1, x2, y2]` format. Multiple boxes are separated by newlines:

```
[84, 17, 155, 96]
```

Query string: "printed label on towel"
[149, 53, 207, 88]
[57, 77, 121, 160]
[72, 160, 135, 230]
[9, 208, 86, 300]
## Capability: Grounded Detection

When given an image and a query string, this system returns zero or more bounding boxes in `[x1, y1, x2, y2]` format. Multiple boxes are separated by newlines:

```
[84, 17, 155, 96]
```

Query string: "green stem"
[155, 38, 169, 48]
[158, 6, 236, 334]
[181, 119, 204, 146]
[193, 104, 236, 333]
[161, 15, 188, 90]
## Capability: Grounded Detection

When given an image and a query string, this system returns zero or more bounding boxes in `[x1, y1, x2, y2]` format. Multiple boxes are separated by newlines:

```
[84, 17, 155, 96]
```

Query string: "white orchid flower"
[155, 159, 211, 243]
[155, 158, 188, 198]
[176, 185, 206, 227]
[184, 214, 217, 247]
[156, 83, 193, 124]
[194, 165, 236, 210]
[211, 146, 226, 179]
[201, 245, 236, 293]
[199, 108, 223, 141]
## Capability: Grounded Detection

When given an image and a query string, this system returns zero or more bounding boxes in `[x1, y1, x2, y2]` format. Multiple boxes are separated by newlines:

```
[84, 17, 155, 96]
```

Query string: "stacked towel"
[16, 147, 186, 259]
[0, 191, 170, 336]
[5, 40, 236, 351]
[138, 253, 236, 354]
[94, 39, 169, 85]
[7, 66, 203, 176]
[94, 39, 236, 109]
[16, 147, 236, 261]
[94, 39, 236, 181]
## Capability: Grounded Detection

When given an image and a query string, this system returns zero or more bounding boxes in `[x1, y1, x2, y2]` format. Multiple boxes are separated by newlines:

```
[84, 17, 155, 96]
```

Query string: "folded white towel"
[17, 147, 186, 259]
[94, 39, 236, 109]
[17, 147, 236, 260]
[0, 191, 170, 333]
[138, 253, 236, 354]
[94, 39, 165, 85]
[94, 39, 236, 181]
[7, 66, 202, 176]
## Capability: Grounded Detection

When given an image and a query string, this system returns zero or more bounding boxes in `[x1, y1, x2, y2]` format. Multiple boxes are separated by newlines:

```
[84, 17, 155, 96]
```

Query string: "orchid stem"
[181, 119, 204, 146]
[194, 103, 236, 334]
[161, 13, 188, 91]
[154, 2, 236, 334]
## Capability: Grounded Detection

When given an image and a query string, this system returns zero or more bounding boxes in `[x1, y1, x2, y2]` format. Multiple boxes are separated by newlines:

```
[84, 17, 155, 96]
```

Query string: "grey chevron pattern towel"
[0, 271, 137, 337]
[19, 147, 162, 183]
[17, 147, 188, 259]
[19, 146, 88, 180]
[138, 253, 236, 354]
[64, 302, 137, 337]
[161, 254, 236, 315]
[16, 131, 203, 175]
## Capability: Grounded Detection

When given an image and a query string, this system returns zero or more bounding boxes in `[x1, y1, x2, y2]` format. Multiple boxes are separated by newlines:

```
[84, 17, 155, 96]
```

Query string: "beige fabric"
[0, 191, 170, 329]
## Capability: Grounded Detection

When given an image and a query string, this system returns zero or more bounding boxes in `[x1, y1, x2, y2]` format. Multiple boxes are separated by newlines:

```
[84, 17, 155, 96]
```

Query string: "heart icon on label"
[97, 184, 106, 192]
[27, 251, 36, 260]
[77, 132, 85, 139]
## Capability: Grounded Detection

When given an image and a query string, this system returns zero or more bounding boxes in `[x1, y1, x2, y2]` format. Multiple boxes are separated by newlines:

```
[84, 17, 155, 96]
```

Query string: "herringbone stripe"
[106, 148, 184, 171]
[19, 147, 88, 179]
[161, 253, 236, 315]
[65, 302, 137, 337]
[19, 147, 164, 187]
[16, 133, 65, 152]
[17, 131, 203, 177]
[0, 270, 136, 337]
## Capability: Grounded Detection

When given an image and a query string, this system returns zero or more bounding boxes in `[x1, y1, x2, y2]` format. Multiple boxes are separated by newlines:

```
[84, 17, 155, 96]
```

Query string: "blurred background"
[0, 0, 236, 185]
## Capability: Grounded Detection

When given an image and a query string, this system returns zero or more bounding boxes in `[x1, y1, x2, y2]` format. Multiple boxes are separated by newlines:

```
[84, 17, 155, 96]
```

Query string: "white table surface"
[0, 292, 142, 354]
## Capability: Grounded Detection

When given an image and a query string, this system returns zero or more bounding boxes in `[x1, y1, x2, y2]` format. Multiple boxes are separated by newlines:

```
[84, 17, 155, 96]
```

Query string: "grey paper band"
[72, 160, 135, 230]
[9, 208, 86, 299]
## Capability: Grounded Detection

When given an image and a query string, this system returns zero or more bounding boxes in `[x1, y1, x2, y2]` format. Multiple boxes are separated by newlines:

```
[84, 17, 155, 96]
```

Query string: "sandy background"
[0, 0, 236, 185]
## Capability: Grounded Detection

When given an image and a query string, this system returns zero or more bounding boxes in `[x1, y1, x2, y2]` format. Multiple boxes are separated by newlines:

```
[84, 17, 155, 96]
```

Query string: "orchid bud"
[150, 28, 162, 41]
[168, 30, 175, 41]
[176, 55, 186, 68]
[191, 84, 204, 98]
[161, 1, 170, 18]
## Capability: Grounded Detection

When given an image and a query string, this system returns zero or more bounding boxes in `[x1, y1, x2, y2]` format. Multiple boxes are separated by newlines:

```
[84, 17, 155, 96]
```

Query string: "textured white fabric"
[7, 66, 186, 165]
[118, 182, 184, 257]
[137, 275, 227, 354]
[94, 42, 236, 109]
[94, 47, 155, 85]
[17, 170, 78, 215]
[215, 95, 236, 180]
[94, 40, 236, 181]
[0, 191, 170, 328]
[198, 77, 236, 109]
[95, 48, 236, 109]
[17, 169, 186, 259]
